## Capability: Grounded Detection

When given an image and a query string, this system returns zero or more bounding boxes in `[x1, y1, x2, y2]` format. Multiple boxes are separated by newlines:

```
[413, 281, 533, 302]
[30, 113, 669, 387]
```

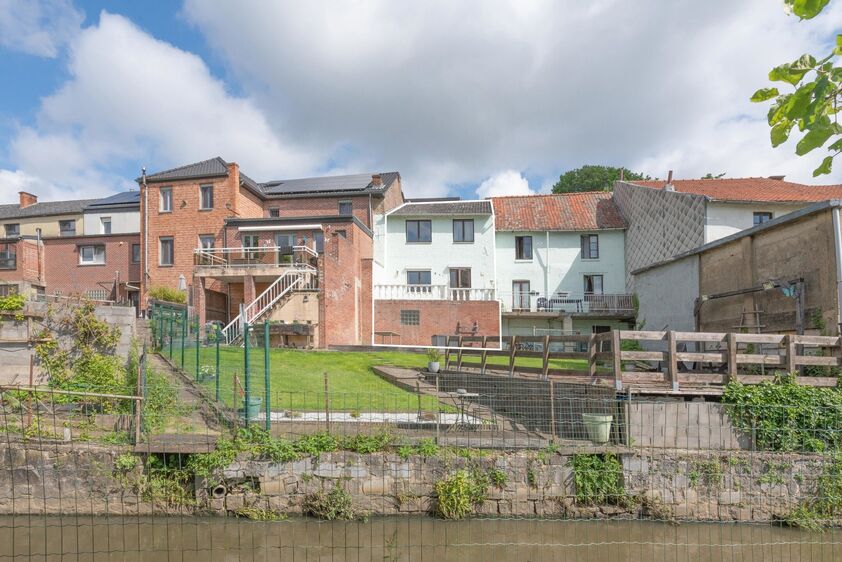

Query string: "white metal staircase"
[221, 266, 317, 344]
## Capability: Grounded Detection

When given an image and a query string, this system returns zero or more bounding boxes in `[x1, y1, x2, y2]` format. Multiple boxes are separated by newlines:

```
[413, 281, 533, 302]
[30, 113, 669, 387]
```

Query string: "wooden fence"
[442, 331, 841, 393]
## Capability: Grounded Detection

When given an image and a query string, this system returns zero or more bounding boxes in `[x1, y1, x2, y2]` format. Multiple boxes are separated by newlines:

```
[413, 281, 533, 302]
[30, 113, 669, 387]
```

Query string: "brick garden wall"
[373, 299, 501, 347]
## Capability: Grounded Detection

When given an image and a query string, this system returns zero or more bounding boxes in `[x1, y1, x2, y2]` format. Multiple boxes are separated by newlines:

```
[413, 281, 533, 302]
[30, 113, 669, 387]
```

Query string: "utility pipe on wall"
[832, 207, 842, 333]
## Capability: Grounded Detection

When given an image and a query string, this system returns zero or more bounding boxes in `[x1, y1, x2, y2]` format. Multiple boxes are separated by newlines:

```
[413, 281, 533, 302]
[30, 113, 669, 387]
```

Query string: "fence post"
[542, 335, 551, 379]
[726, 332, 738, 383]
[549, 380, 556, 442]
[215, 325, 221, 402]
[480, 336, 488, 374]
[611, 330, 622, 391]
[588, 334, 597, 378]
[180, 308, 186, 369]
[509, 335, 517, 376]
[244, 321, 251, 427]
[666, 331, 679, 392]
[785, 334, 797, 373]
[134, 345, 143, 445]
[195, 314, 200, 381]
[264, 320, 270, 431]
[323, 371, 330, 433]
[168, 308, 174, 360]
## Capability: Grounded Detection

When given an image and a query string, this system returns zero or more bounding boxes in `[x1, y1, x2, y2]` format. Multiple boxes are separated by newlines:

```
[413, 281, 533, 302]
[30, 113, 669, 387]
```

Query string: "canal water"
[0, 516, 838, 561]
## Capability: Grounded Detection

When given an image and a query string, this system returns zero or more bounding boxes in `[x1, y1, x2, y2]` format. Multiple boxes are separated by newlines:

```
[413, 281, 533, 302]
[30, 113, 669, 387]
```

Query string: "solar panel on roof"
[88, 191, 140, 206]
[262, 173, 373, 195]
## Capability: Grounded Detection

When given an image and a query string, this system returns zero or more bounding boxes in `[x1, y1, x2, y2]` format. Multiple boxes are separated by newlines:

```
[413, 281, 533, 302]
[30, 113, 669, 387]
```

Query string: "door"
[512, 280, 530, 311]
[449, 268, 471, 300]
[275, 234, 294, 264]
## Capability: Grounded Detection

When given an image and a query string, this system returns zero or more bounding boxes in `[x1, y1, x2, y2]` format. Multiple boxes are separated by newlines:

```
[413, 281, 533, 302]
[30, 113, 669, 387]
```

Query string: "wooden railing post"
[726, 332, 738, 384]
[480, 336, 488, 374]
[666, 331, 679, 392]
[542, 335, 551, 379]
[588, 334, 597, 378]
[456, 336, 464, 371]
[785, 334, 797, 373]
[611, 330, 622, 391]
[509, 335, 518, 376]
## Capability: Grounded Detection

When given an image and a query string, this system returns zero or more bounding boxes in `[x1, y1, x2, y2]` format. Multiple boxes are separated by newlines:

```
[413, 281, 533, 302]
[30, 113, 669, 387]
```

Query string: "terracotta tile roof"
[629, 178, 842, 202]
[490, 192, 625, 231]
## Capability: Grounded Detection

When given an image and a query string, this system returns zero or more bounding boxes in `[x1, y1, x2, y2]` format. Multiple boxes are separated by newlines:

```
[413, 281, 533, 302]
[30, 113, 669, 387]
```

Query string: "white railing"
[498, 291, 636, 315]
[194, 245, 318, 268]
[373, 284, 496, 301]
[221, 266, 317, 344]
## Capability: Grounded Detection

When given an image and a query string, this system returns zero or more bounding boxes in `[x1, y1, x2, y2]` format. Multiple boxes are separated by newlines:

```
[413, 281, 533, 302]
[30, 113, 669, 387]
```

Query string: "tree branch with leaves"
[751, 0, 842, 176]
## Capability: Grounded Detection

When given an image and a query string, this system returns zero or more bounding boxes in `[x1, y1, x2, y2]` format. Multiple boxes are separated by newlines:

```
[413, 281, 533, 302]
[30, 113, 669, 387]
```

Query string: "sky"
[0, 0, 840, 205]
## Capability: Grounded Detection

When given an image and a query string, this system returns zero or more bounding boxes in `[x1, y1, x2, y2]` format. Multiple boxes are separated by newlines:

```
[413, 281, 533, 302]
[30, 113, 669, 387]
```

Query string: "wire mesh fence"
[4, 306, 842, 559]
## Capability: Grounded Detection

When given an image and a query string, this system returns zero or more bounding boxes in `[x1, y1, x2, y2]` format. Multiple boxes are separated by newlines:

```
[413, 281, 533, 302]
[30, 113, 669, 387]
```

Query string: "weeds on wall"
[723, 373, 842, 452]
[435, 469, 490, 520]
[571, 453, 628, 506]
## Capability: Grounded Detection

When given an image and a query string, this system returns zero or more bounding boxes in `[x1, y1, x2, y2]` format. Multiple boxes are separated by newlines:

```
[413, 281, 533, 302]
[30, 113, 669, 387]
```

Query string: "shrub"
[148, 286, 186, 304]
[342, 432, 393, 454]
[294, 432, 340, 457]
[571, 453, 627, 506]
[723, 373, 842, 452]
[0, 293, 25, 312]
[435, 469, 488, 519]
[114, 453, 140, 472]
[303, 485, 355, 520]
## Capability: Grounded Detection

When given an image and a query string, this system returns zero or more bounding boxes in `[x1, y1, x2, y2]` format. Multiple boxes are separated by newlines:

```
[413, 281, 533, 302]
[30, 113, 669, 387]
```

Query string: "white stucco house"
[489, 192, 634, 337]
[82, 191, 141, 235]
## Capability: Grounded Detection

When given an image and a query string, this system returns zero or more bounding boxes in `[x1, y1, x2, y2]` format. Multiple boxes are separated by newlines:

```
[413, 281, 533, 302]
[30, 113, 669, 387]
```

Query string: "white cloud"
[476, 170, 535, 198]
[183, 0, 842, 193]
[0, 0, 83, 57]
[1, 10, 319, 201]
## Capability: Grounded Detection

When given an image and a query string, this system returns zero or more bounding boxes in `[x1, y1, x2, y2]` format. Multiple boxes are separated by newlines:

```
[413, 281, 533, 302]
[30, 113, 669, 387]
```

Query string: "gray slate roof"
[85, 191, 140, 209]
[142, 157, 229, 182]
[261, 171, 399, 197]
[0, 199, 98, 220]
[390, 201, 492, 216]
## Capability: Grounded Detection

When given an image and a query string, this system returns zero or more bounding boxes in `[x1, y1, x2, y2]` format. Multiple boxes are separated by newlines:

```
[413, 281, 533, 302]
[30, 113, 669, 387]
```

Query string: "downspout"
[545, 231, 549, 298]
[368, 194, 372, 229]
[142, 168, 148, 306]
[832, 207, 842, 334]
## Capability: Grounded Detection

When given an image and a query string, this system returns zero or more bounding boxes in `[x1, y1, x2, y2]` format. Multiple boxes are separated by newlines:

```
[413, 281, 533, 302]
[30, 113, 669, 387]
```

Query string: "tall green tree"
[551, 165, 650, 193]
[751, 0, 841, 177]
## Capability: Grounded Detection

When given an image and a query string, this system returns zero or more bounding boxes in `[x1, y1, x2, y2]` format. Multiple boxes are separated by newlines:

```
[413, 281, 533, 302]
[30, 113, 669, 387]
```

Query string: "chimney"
[664, 170, 675, 192]
[371, 174, 383, 187]
[19, 191, 37, 208]
[768, 175, 786, 181]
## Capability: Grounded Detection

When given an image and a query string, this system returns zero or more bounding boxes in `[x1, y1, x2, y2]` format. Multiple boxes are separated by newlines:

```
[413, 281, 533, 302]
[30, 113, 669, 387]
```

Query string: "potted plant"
[427, 348, 441, 373]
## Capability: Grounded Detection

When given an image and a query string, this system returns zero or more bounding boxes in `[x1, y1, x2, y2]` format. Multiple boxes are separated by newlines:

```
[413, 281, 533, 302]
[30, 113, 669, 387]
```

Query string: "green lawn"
[174, 345, 590, 413]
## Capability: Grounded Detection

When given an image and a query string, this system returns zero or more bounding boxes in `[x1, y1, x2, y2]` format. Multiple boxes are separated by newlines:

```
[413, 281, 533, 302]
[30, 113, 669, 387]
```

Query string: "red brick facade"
[373, 300, 501, 347]
[42, 234, 140, 301]
[0, 239, 43, 291]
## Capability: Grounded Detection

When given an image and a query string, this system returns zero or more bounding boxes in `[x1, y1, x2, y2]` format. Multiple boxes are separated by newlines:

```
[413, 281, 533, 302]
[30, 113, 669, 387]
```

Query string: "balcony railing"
[374, 284, 496, 301]
[498, 291, 636, 315]
[193, 246, 318, 268]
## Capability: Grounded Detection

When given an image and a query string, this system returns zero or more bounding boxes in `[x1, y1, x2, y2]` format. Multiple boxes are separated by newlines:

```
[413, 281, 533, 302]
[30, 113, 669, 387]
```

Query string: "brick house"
[139, 156, 403, 347]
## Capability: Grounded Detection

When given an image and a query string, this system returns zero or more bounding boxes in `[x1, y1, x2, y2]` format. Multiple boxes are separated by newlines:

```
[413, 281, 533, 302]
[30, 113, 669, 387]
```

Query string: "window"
[59, 220, 76, 237]
[199, 235, 215, 250]
[242, 234, 260, 260]
[338, 201, 353, 216]
[581, 234, 599, 259]
[400, 310, 420, 326]
[0, 243, 16, 269]
[584, 274, 604, 294]
[515, 236, 533, 260]
[101, 217, 112, 234]
[335, 229, 347, 239]
[592, 325, 611, 334]
[406, 220, 432, 243]
[275, 234, 293, 264]
[159, 237, 174, 266]
[513, 280, 530, 310]
[159, 187, 172, 212]
[314, 232, 325, 253]
[0, 284, 18, 297]
[79, 245, 105, 265]
[131, 244, 141, 264]
[200, 185, 214, 209]
[452, 219, 474, 243]
[449, 268, 471, 288]
[406, 270, 433, 284]
[4, 224, 19, 237]
[753, 212, 773, 225]
[268, 208, 280, 218]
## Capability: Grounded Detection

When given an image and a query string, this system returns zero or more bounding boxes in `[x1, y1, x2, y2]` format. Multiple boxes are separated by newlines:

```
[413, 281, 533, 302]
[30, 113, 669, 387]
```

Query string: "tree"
[701, 172, 726, 179]
[751, 0, 841, 177]
[551, 165, 650, 193]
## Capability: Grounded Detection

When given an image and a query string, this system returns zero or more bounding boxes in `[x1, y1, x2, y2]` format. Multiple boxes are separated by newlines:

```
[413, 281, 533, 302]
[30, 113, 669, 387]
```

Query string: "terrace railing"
[194, 245, 318, 268]
[374, 284, 496, 301]
[497, 291, 635, 315]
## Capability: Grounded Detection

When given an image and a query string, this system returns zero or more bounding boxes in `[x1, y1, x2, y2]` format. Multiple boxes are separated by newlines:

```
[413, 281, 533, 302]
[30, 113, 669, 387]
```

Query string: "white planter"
[582, 413, 613, 444]
[428, 361, 440, 373]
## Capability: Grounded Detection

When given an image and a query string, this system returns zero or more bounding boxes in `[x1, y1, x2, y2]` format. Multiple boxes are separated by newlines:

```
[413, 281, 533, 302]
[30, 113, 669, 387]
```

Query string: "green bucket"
[240, 396, 263, 420]
[582, 413, 613, 444]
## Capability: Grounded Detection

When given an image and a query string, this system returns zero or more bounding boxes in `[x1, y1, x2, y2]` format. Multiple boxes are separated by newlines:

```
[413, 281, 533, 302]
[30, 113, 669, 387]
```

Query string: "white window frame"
[79, 245, 105, 265]
[198, 235, 215, 250]
[159, 187, 173, 213]
[159, 237, 174, 266]
[101, 217, 112, 235]
[200, 184, 214, 210]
